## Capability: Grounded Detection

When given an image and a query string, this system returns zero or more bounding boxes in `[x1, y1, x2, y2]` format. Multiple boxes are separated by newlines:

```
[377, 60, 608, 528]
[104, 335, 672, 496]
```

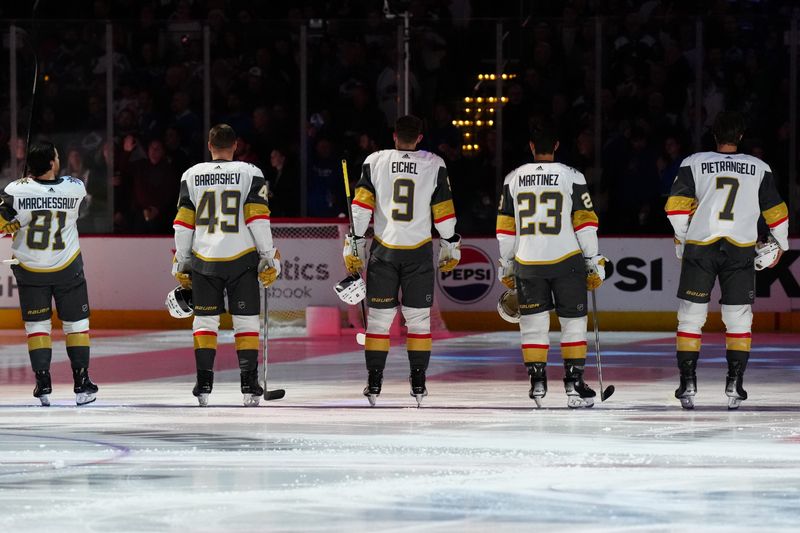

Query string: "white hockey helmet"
[334, 274, 367, 305]
[498, 289, 520, 324]
[755, 237, 781, 271]
[166, 286, 194, 318]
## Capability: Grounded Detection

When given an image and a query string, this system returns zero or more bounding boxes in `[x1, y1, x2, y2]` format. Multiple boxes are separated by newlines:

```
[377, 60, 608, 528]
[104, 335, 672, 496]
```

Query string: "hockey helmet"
[498, 289, 520, 324]
[334, 273, 367, 305]
[755, 237, 781, 271]
[166, 286, 194, 318]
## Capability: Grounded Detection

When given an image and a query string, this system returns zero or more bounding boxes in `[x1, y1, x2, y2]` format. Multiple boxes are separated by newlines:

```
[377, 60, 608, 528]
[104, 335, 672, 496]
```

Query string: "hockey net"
[264, 220, 447, 334]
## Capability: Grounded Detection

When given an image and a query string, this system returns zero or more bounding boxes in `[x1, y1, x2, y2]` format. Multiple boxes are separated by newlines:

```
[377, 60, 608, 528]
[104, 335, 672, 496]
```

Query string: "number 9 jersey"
[173, 160, 272, 275]
[0, 176, 86, 283]
[496, 162, 599, 276]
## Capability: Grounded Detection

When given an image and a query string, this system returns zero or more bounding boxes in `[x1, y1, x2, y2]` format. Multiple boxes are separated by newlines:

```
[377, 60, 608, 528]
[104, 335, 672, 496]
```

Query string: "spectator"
[267, 147, 300, 217]
[126, 139, 179, 233]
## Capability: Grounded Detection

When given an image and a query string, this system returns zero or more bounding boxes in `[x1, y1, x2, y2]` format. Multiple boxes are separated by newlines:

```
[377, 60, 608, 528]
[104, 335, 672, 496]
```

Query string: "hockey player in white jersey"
[171, 124, 280, 406]
[496, 121, 607, 408]
[343, 115, 461, 406]
[666, 111, 789, 410]
[0, 141, 98, 406]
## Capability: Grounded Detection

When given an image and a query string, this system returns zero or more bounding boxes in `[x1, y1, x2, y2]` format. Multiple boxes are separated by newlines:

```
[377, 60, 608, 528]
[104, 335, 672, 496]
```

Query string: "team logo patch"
[437, 245, 495, 304]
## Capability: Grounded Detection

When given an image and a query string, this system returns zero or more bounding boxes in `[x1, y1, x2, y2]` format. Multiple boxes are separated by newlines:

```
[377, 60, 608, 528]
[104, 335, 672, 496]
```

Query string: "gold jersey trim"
[762, 202, 789, 226]
[373, 236, 432, 250]
[193, 247, 257, 262]
[496, 214, 516, 234]
[18, 249, 80, 273]
[685, 236, 756, 248]
[515, 249, 581, 266]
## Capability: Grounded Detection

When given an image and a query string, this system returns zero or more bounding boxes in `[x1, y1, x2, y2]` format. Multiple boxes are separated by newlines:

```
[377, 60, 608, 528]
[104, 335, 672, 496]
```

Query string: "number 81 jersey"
[497, 162, 598, 273]
[0, 176, 86, 281]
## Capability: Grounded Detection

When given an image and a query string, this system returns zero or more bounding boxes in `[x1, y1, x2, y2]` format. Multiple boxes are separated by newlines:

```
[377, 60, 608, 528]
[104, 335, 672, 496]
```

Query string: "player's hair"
[529, 121, 558, 154]
[27, 140, 57, 177]
[395, 115, 423, 144]
[208, 124, 237, 149]
[712, 111, 746, 146]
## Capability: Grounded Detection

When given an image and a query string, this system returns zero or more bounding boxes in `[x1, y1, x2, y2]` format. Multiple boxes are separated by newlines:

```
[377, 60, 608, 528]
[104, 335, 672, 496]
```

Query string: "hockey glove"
[674, 237, 684, 260]
[171, 257, 192, 289]
[343, 233, 367, 274]
[498, 258, 516, 289]
[258, 249, 281, 287]
[438, 234, 461, 272]
[585, 255, 608, 290]
[0, 215, 20, 235]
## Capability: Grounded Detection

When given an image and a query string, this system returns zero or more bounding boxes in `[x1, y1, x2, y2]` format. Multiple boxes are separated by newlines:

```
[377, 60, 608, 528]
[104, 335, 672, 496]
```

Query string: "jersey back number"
[518, 191, 563, 235]
[26, 210, 66, 250]
[196, 190, 241, 233]
[391, 178, 415, 222]
[716, 176, 739, 221]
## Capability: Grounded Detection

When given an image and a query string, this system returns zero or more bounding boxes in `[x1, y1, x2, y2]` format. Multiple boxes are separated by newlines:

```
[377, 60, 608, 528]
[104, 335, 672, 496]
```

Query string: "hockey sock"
[233, 316, 260, 372]
[65, 332, 90, 369]
[193, 331, 217, 371]
[365, 337, 389, 371]
[27, 334, 52, 372]
[726, 350, 749, 373]
[407, 334, 431, 371]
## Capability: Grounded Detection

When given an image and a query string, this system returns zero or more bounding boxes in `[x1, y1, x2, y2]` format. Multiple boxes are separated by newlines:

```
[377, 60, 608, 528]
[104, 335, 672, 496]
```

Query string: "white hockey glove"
[258, 249, 281, 287]
[438, 234, 461, 272]
[498, 258, 516, 289]
[343, 233, 367, 274]
[585, 255, 608, 291]
[172, 256, 192, 289]
[674, 237, 685, 260]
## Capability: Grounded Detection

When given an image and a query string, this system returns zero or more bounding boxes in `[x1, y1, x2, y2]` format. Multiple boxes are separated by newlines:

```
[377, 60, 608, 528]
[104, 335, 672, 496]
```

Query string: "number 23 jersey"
[497, 162, 598, 271]
[1, 176, 85, 279]
[174, 160, 270, 271]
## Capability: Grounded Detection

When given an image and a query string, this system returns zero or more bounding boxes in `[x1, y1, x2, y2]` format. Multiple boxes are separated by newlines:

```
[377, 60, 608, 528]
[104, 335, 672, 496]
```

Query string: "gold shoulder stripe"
[665, 196, 697, 215]
[762, 202, 788, 228]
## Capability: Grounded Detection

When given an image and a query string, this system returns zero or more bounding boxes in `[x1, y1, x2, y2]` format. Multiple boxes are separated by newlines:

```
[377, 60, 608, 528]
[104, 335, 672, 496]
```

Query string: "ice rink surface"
[1, 328, 800, 532]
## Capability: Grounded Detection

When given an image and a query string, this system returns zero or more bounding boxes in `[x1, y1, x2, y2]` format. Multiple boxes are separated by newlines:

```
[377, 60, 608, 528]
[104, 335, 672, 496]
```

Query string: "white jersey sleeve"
[1, 176, 85, 272]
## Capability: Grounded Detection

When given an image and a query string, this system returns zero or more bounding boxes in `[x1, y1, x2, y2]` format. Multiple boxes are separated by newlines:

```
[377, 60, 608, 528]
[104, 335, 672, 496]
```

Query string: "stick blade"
[600, 385, 615, 402]
[356, 332, 366, 346]
[264, 389, 285, 401]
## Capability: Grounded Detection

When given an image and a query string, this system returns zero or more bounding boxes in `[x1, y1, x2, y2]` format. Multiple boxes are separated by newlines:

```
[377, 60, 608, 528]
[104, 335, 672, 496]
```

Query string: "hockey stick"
[341, 159, 367, 346]
[2, 259, 20, 265]
[262, 285, 285, 401]
[591, 289, 615, 401]
[22, 0, 42, 176]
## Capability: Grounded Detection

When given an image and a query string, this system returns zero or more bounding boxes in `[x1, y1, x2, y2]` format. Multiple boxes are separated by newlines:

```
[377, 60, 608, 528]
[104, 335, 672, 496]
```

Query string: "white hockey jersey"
[0, 176, 85, 273]
[666, 152, 788, 251]
[173, 160, 273, 273]
[497, 162, 599, 272]
[352, 149, 456, 260]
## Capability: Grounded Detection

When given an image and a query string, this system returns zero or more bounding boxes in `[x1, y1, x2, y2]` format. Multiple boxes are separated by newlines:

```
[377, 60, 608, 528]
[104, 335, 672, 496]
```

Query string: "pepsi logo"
[437, 245, 495, 304]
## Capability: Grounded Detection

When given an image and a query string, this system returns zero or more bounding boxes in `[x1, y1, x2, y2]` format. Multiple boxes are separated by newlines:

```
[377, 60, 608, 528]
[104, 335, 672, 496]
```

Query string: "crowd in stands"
[0, 0, 796, 235]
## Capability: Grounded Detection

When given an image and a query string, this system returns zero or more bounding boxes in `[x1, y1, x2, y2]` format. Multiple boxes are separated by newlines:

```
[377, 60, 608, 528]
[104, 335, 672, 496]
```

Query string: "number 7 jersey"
[0, 176, 86, 282]
[496, 162, 599, 275]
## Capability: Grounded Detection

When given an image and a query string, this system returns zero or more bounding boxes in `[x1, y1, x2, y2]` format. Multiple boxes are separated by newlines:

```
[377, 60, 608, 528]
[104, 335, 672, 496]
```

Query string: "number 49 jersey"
[352, 149, 456, 261]
[174, 160, 271, 274]
[0, 176, 86, 282]
[665, 152, 789, 251]
[497, 162, 598, 275]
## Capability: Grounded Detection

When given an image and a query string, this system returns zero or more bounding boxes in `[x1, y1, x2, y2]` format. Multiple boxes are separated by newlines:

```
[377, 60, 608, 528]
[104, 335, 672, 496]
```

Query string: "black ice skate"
[563, 362, 595, 409]
[33, 370, 52, 407]
[725, 359, 748, 410]
[675, 356, 698, 410]
[241, 369, 264, 407]
[72, 368, 98, 406]
[363, 368, 383, 407]
[409, 367, 428, 407]
[193, 370, 214, 407]
[526, 363, 547, 408]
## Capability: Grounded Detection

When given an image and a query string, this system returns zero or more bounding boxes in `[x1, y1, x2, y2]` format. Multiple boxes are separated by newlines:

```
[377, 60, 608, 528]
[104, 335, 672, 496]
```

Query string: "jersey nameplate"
[700, 161, 756, 176]
[17, 197, 79, 210]
[519, 174, 559, 187]
[391, 161, 418, 175]
[194, 172, 241, 187]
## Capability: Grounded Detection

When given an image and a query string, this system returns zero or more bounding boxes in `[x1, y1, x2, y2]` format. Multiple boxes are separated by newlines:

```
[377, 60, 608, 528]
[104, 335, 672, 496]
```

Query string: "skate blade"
[414, 394, 425, 407]
[679, 396, 695, 410]
[367, 394, 377, 407]
[76, 392, 96, 406]
[243, 394, 261, 407]
[532, 396, 543, 408]
[38, 394, 50, 407]
[567, 396, 594, 409]
[196, 393, 209, 407]
[727, 396, 743, 410]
